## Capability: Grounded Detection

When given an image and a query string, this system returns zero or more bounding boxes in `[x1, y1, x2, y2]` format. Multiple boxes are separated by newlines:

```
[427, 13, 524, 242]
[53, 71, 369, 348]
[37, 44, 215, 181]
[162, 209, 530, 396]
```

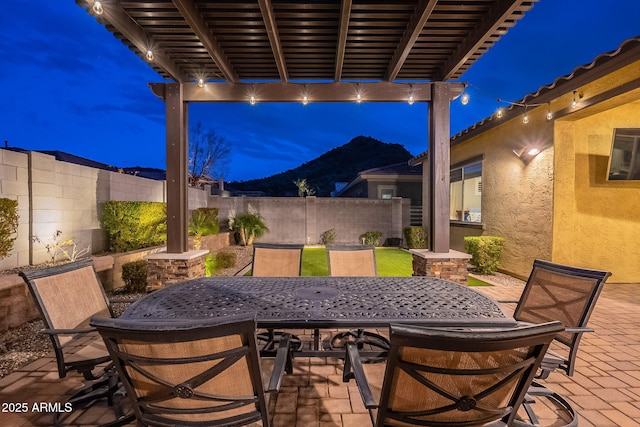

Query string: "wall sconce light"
[513, 146, 542, 163]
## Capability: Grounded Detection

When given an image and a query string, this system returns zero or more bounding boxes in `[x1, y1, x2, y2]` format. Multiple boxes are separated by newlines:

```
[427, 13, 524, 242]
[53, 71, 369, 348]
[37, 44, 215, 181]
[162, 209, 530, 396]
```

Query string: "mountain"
[229, 136, 413, 197]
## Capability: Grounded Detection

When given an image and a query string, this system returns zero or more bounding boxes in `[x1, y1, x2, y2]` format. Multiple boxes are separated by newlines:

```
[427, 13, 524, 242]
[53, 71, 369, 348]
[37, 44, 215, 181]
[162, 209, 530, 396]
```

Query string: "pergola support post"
[165, 83, 189, 253]
[426, 82, 460, 253]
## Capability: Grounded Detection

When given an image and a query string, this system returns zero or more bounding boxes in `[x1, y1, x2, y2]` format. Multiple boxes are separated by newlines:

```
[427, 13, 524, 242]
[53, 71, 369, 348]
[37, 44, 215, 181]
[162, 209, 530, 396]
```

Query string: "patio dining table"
[121, 276, 514, 357]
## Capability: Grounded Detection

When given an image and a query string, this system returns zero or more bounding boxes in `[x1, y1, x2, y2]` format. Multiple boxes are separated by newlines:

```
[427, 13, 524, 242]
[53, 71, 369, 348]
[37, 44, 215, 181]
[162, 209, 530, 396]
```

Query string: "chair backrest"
[91, 315, 269, 427]
[20, 259, 112, 356]
[376, 321, 564, 427]
[514, 259, 611, 375]
[327, 245, 377, 276]
[251, 243, 304, 277]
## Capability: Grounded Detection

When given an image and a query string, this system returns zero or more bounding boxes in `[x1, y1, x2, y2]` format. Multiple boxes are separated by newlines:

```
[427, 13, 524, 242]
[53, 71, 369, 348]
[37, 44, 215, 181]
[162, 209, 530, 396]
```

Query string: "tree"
[188, 121, 231, 187]
[293, 178, 316, 197]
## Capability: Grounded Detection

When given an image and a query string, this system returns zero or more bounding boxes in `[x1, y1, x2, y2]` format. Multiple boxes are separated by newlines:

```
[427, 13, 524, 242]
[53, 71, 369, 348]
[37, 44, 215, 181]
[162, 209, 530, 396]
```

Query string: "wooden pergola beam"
[435, 0, 522, 81]
[171, 0, 239, 83]
[258, 0, 289, 82]
[334, 0, 352, 82]
[384, 0, 438, 82]
[150, 81, 434, 103]
[82, 0, 185, 82]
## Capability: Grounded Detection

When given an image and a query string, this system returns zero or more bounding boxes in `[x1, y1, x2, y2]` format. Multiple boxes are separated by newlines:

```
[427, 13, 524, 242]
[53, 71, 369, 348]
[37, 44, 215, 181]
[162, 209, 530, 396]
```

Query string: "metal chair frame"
[343, 321, 571, 427]
[251, 243, 305, 353]
[20, 259, 133, 426]
[326, 245, 390, 357]
[91, 315, 292, 427]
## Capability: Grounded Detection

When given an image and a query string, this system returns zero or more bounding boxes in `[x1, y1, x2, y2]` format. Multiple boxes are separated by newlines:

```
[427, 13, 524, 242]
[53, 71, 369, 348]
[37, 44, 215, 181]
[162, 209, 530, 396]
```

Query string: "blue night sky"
[2, 1, 639, 181]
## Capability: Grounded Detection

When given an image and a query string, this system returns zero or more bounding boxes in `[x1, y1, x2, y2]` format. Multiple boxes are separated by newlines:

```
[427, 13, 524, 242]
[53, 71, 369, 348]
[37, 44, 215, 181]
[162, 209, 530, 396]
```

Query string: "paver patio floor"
[1, 280, 639, 426]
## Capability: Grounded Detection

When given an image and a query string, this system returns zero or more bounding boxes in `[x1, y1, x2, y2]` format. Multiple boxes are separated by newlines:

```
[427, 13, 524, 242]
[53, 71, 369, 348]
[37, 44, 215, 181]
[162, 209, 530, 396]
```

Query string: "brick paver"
[1, 281, 639, 426]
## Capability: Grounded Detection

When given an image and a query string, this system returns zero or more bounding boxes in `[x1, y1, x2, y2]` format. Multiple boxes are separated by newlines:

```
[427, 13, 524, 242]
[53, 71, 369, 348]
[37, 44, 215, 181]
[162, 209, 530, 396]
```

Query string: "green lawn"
[301, 247, 412, 276]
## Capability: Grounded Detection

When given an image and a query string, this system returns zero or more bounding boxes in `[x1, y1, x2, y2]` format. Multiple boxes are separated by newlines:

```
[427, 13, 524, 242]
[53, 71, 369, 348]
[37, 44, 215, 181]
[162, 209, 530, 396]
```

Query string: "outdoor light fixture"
[571, 90, 583, 108]
[197, 78, 205, 88]
[461, 91, 469, 105]
[408, 95, 415, 106]
[302, 95, 309, 106]
[249, 95, 256, 106]
[145, 50, 154, 61]
[546, 104, 553, 121]
[522, 106, 529, 124]
[496, 107, 504, 119]
[92, 1, 104, 15]
[356, 93, 362, 103]
[513, 145, 542, 163]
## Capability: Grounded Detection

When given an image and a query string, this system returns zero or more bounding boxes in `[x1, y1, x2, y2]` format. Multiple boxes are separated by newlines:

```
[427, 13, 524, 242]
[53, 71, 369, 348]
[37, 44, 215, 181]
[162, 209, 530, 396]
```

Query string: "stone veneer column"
[409, 249, 471, 285]
[146, 250, 209, 291]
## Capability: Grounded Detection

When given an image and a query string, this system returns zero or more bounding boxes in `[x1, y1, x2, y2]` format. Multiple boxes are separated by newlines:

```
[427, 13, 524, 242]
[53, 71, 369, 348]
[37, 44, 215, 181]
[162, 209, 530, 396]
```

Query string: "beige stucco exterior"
[450, 57, 640, 282]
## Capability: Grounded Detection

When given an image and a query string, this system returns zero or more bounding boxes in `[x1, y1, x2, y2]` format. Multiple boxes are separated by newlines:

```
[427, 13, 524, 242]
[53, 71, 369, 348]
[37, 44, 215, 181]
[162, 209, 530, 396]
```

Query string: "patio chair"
[326, 245, 390, 356]
[508, 259, 611, 379]
[251, 243, 305, 352]
[342, 321, 573, 427]
[90, 315, 292, 427]
[19, 258, 133, 426]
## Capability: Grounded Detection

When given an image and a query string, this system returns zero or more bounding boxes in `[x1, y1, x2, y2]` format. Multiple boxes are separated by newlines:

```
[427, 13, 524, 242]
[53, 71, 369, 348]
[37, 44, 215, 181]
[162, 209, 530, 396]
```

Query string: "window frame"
[450, 155, 483, 225]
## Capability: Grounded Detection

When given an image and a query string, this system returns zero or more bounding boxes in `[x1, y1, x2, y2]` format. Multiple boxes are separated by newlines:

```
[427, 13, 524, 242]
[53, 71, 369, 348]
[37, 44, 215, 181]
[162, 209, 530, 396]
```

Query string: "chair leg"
[54, 368, 136, 427]
[330, 329, 389, 362]
[257, 329, 303, 353]
[513, 381, 578, 427]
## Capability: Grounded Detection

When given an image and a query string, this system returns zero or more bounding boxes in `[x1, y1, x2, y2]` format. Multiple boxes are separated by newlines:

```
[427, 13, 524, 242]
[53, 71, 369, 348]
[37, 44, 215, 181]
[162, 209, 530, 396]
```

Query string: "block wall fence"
[0, 148, 412, 271]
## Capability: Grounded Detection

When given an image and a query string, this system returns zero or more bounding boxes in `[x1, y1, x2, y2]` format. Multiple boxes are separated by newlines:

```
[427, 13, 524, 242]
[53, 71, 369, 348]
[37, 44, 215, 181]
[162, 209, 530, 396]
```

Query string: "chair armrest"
[267, 333, 293, 392]
[496, 299, 519, 304]
[342, 342, 377, 409]
[39, 327, 96, 335]
[564, 326, 593, 334]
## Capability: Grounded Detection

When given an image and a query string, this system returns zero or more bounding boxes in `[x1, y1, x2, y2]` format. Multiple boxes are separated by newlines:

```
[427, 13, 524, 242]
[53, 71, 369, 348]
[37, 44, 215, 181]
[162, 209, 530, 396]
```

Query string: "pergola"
[76, 0, 537, 254]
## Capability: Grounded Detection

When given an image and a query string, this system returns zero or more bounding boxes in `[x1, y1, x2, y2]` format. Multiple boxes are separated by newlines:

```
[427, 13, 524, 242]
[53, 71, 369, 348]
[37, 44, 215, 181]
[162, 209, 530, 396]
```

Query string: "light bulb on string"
[408, 95, 414, 106]
[546, 105, 553, 121]
[302, 95, 309, 106]
[145, 50, 155, 61]
[572, 91, 578, 108]
[249, 96, 256, 106]
[461, 92, 469, 105]
[92, 1, 104, 15]
[522, 105, 529, 124]
[356, 93, 362, 103]
[496, 108, 504, 119]
[197, 78, 205, 88]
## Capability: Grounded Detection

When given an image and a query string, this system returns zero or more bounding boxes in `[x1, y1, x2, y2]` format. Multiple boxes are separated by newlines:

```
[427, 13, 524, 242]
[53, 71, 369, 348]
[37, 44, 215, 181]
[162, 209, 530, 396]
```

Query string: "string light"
[571, 90, 582, 108]
[145, 50, 154, 61]
[356, 93, 362, 103]
[522, 107, 530, 124]
[197, 78, 205, 88]
[496, 108, 504, 119]
[461, 91, 469, 105]
[302, 95, 309, 106]
[92, 1, 104, 15]
[249, 95, 256, 106]
[408, 95, 415, 106]
[546, 103, 553, 121]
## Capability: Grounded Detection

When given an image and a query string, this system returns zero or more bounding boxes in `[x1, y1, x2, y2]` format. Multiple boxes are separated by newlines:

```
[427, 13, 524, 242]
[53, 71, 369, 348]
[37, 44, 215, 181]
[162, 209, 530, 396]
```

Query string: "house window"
[450, 161, 482, 223]
[378, 186, 396, 200]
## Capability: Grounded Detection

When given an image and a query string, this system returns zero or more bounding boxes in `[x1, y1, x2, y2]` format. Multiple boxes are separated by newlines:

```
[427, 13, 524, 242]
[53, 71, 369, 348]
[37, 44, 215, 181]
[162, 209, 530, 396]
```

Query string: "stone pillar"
[146, 249, 209, 291]
[410, 249, 471, 285]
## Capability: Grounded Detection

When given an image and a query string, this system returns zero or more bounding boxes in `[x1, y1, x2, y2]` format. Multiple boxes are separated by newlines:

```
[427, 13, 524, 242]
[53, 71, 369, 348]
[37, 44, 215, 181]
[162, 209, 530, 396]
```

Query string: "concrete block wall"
[209, 195, 411, 245]
[0, 148, 211, 271]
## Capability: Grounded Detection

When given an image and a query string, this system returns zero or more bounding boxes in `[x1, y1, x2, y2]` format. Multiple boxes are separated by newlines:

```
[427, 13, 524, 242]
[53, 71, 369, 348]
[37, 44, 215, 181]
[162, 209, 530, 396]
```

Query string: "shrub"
[320, 229, 336, 245]
[121, 260, 148, 293]
[102, 201, 167, 252]
[360, 231, 383, 246]
[215, 251, 237, 269]
[0, 198, 19, 260]
[230, 212, 269, 246]
[403, 226, 428, 249]
[464, 236, 505, 274]
[189, 208, 220, 249]
[205, 254, 216, 277]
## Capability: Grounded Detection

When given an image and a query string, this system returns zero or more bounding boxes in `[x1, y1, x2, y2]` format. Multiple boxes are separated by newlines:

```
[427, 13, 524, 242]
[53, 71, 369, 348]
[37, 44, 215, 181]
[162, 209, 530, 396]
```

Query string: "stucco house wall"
[449, 46, 640, 282]
[553, 100, 640, 282]
[450, 113, 555, 279]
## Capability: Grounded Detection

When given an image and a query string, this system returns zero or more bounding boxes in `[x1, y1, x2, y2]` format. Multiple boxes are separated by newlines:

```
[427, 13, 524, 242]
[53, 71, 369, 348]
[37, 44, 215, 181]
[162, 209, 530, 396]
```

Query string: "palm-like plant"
[231, 213, 269, 246]
[188, 210, 219, 249]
